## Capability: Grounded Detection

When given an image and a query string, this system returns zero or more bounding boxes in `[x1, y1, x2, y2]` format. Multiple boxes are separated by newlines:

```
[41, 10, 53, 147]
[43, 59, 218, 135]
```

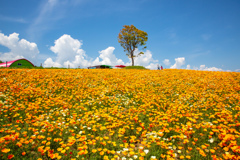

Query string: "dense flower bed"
[0, 69, 240, 160]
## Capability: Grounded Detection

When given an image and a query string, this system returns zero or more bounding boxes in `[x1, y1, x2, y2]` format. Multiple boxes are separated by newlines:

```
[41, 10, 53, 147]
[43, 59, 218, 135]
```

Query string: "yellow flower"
[210, 149, 215, 153]
[1, 148, 10, 153]
[92, 149, 97, 153]
[61, 149, 66, 154]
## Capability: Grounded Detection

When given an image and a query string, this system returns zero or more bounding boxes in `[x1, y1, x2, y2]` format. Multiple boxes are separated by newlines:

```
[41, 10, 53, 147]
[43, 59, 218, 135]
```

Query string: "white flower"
[177, 150, 181, 153]
[122, 157, 126, 160]
[139, 146, 144, 150]
[208, 138, 214, 143]
[144, 149, 149, 154]
[79, 131, 82, 134]
[133, 155, 138, 159]
[151, 156, 156, 159]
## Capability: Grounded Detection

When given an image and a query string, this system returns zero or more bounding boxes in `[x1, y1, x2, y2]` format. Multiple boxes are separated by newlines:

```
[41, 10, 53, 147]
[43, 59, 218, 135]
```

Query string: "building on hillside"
[0, 58, 35, 68]
[87, 65, 112, 69]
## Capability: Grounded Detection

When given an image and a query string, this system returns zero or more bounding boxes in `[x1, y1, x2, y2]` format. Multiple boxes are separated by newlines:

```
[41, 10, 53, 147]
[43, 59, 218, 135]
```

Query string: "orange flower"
[210, 149, 215, 153]
[100, 151, 104, 155]
[201, 145, 207, 150]
[2, 148, 10, 153]
[22, 152, 26, 156]
[139, 157, 144, 160]
[7, 154, 14, 159]
[92, 149, 97, 153]
[161, 154, 166, 158]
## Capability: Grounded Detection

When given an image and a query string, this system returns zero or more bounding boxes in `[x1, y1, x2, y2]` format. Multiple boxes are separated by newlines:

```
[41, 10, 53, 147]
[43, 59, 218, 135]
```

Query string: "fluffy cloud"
[163, 59, 171, 66]
[235, 69, 240, 72]
[146, 63, 158, 69]
[44, 34, 159, 69]
[93, 48, 158, 69]
[43, 58, 62, 67]
[186, 64, 191, 69]
[0, 32, 39, 62]
[43, 34, 90, 68]
[92, 47, 124, 66]
[50, 34, 85, 63]
[199, 65, 223, 71]
[126, 49, 158, 69]
[170, 57, 185, 69]
[43, 35, 126, 68]
[189, 64, 223, 71]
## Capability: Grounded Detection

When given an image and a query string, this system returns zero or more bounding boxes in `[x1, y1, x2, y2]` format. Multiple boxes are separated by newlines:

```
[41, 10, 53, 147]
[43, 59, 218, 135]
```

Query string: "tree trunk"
[131, 50, 134, 66]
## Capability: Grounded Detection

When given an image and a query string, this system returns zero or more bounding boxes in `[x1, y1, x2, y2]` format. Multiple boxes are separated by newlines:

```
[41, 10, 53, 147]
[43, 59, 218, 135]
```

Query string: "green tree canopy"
[118, 25, 148, 66]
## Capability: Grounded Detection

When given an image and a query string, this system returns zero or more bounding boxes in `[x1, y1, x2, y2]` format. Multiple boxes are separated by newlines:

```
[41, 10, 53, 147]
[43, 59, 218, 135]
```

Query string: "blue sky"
[0, 0, 240, 71]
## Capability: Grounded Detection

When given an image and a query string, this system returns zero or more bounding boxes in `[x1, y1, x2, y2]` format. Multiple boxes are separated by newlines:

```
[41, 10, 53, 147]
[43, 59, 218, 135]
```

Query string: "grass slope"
[124, 66, 147, 69]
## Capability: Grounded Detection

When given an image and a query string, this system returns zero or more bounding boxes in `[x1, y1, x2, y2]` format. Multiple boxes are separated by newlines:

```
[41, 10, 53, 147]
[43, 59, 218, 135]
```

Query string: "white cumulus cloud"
[125, 49, 158, 69]
[43, 34, 90, 68]
[44, 35, 160, 69]
[43, 58, 62, 67]
[163, 59, 171, 66]
[0, 32, 39, 62]
[92, 47, 124, 66]
[170, 57, 185, 69]
[191, 65, 223, 71]
[50, 34, 85, 63]
[199, 65, 223, 71]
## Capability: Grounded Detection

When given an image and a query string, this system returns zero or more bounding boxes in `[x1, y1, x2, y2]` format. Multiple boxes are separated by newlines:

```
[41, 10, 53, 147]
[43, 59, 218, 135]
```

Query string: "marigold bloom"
[2, 148, 10, 153]
[7, 154, 14, 159]
[100, 151, 104, 155]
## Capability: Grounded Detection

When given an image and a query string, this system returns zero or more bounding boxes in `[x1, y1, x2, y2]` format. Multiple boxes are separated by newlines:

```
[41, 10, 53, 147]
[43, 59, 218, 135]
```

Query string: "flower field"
[0, 69, 240, 160]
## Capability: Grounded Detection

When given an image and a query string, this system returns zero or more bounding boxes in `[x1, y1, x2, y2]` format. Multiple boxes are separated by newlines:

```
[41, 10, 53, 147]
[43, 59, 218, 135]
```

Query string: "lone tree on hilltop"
[118, 25, 148, 66]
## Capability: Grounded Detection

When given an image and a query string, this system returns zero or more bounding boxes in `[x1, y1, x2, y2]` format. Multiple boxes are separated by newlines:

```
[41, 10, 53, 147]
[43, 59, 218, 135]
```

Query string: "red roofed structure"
[0, 58, 35, 68]
[115, 65, 126, 68]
